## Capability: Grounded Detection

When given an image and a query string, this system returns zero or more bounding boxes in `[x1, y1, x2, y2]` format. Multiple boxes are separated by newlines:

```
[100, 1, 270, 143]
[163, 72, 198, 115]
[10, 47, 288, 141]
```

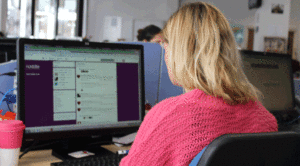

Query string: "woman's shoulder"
[157, 89, 204, 103]
[150, 89, 264, 116]
[149, 89, 208, 114]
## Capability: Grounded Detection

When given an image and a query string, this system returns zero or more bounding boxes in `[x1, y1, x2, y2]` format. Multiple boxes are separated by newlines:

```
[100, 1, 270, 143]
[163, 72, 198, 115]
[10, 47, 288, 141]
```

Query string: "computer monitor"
[17, 39, 145, 159]
[240, 50, 296, 118]
[0, 39, 17, 63]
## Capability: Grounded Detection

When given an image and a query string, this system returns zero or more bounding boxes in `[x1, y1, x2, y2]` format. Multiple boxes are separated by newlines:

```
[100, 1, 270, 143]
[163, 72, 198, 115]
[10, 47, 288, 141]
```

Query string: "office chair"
[190, 132, 300, 166]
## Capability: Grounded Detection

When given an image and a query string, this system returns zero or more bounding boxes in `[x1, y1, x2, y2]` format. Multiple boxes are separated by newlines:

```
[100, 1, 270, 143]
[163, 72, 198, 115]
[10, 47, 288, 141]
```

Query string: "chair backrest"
[196, 132, 300, 166]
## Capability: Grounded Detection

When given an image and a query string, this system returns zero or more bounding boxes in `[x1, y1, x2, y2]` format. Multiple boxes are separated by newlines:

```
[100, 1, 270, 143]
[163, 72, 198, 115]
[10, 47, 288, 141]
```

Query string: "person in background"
[137, 25, 164, 43]
[0, 32, 5, 38]
[292, 59, 300, 74]
[120, 2, 278, 166]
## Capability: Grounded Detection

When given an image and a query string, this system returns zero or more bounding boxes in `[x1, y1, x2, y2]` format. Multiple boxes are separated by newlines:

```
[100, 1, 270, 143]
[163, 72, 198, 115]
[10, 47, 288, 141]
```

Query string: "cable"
[19, 140, 61, 159]
[0, 88, 16, 106]
[0, 90, 15, 113]
[285, 115, 300, 125]
[6, 102, 12, 112]
[0, 72, 16, 76]
[19, 140, 39, 159]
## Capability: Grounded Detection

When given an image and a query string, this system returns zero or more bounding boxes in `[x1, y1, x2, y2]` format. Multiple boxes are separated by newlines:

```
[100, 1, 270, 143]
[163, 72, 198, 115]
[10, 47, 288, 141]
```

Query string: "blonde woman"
[120, 2, 278, 166]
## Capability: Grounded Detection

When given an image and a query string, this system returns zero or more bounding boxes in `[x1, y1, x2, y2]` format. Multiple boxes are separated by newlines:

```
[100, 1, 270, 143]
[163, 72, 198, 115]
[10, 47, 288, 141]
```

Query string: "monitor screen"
[17, 39, 145, 143]
[241, 50, 294, 112]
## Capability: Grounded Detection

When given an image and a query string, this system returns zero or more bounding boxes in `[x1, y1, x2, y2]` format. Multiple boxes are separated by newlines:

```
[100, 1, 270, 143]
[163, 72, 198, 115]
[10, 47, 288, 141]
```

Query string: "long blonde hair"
[162, 2, 261, 105]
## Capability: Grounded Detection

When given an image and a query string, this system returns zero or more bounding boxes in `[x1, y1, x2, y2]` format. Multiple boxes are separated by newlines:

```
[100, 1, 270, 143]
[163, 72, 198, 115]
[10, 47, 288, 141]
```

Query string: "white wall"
[86, 0, 179, 42]
[290, 0, 300, 60]
[181, 0, 256, 26]
[0, 0, 8, 32]
[181, 0, 256, 49]
[253, 0, 291, 52]
[181, 0, 300, 59]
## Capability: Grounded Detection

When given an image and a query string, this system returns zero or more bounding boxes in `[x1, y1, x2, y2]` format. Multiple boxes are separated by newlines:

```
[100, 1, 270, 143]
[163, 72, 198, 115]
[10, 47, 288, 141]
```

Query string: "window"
[34, 0, 56, 39]
[57, 0, 80, 38]
[6, 0, 21, 37]
[6, 0, 83, 39]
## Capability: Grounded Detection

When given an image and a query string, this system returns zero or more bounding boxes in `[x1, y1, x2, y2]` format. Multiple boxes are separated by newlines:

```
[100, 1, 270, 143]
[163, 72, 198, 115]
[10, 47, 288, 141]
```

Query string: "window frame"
[29, 0, 84, 37]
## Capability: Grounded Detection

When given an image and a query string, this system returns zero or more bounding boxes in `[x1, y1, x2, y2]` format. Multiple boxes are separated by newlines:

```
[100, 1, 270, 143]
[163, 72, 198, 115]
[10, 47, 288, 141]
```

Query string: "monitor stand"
[51, 138, 115, 160]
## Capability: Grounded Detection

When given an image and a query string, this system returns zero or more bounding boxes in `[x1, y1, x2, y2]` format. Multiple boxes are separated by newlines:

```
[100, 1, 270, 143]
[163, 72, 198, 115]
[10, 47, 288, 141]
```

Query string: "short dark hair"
[292, 59, 300, 73]
[137, 25, 161, 42]
[0, 32, 5, 38]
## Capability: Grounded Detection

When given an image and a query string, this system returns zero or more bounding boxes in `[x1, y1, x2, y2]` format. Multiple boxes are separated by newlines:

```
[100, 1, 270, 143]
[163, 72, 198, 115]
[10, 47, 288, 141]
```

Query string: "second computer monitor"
[241, 50, 294, 112]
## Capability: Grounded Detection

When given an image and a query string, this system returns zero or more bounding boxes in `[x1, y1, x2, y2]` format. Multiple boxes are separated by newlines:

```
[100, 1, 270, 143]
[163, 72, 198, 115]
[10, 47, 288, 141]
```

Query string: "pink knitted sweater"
[120, 89, 278, 166]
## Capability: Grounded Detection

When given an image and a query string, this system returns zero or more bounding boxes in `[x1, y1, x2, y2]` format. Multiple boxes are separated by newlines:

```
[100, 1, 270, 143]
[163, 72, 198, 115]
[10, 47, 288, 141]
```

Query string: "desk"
[19, 144, 131, 166]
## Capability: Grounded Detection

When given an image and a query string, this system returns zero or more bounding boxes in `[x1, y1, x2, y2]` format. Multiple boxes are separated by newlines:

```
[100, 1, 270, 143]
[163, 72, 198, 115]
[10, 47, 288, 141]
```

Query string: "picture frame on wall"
[271, 4, 284, 14]
[264, 37, 286, 54]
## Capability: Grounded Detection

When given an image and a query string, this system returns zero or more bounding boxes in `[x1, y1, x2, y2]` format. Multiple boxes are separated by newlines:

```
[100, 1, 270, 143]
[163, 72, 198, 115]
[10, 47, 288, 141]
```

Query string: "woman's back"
[120, 89, 278, 166]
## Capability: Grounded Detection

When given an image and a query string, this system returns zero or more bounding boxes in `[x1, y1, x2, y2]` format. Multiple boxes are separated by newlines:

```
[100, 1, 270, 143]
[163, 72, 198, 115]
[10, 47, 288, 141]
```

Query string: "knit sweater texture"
[120, 89, 278, 166]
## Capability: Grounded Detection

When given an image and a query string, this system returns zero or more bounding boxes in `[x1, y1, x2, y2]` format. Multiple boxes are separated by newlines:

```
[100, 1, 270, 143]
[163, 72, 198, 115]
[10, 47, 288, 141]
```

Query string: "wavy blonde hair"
[162, 2, 262, 105]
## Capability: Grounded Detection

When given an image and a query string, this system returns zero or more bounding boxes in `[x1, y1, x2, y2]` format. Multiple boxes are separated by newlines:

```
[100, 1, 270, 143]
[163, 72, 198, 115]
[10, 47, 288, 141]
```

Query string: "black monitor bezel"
[0, 38, 18, 45]
[17, 38, 145, 141]
[240, 50, 295, 113]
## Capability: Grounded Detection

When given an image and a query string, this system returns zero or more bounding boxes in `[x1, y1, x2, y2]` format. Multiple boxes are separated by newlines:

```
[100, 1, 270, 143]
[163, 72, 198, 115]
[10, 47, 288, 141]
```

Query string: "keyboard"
[51, 153, 127, 166]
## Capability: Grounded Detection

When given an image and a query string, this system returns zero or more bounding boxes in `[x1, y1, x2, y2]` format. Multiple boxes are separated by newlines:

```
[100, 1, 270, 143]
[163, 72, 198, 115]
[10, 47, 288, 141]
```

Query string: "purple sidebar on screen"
[25, 61, 76, 127]
[117, 63, 140, 121]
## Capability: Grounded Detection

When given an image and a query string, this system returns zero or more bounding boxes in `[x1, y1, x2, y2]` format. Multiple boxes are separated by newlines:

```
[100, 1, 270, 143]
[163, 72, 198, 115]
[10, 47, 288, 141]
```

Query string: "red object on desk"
[0, 110, 16, 120]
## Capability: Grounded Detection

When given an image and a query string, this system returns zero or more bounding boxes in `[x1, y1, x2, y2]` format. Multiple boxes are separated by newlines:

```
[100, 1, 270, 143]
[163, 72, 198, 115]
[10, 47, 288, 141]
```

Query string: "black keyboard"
[51, 153, 127, 166]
